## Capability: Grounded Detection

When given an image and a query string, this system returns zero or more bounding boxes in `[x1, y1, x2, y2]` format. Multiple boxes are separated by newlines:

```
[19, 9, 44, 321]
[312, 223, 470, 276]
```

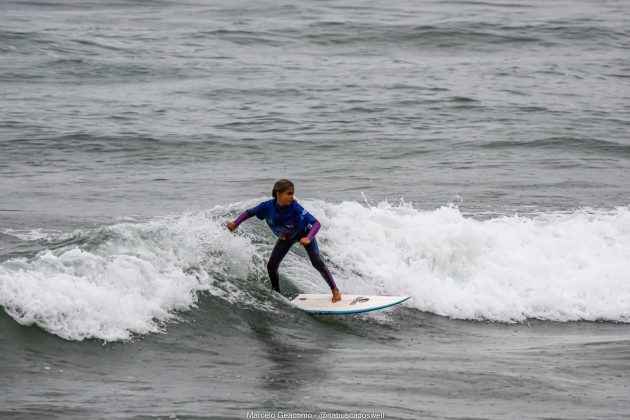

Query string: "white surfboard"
[289, 294, 411, 315]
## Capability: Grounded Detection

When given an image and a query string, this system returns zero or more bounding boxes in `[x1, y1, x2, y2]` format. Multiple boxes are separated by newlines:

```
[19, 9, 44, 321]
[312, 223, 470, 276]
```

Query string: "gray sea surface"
[1, 0, 630, 418]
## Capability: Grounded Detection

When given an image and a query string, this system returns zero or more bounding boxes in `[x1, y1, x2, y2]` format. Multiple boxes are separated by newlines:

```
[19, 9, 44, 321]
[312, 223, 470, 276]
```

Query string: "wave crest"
[309, 200, 630, 323]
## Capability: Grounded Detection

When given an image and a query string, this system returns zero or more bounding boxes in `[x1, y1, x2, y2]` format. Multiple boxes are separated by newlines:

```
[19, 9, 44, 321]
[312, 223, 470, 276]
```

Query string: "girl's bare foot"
[332, 288, 341, 303]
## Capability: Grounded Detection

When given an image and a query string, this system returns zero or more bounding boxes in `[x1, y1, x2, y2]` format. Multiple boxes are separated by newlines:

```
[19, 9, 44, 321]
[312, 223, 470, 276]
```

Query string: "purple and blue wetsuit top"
[232, 199, 321, 241]
[232, 199, 336, 291]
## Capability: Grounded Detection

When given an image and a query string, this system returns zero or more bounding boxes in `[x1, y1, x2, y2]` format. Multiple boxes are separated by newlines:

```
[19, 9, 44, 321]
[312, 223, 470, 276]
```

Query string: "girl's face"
[276, 187, 295, 206]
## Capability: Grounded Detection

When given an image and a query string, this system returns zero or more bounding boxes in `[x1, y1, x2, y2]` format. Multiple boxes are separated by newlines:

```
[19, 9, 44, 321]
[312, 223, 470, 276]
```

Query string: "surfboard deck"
[289, 294, 411, 315]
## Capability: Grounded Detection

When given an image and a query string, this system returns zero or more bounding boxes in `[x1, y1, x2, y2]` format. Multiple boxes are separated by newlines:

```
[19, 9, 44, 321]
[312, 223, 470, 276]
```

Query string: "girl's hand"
[227, 222, 237, 232]
[300, 237, 311, 246]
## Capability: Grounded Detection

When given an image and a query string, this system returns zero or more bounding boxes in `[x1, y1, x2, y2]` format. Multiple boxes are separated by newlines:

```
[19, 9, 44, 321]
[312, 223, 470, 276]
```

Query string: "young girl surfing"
[227, 179, 342, 303]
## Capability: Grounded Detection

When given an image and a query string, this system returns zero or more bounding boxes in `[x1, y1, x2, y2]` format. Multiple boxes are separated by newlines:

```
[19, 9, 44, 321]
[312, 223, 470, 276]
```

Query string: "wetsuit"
[231, 199, 337, 293]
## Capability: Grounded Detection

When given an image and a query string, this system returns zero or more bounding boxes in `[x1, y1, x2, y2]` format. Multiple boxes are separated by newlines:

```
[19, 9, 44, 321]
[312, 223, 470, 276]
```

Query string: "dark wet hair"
[272, 179, 294, 199]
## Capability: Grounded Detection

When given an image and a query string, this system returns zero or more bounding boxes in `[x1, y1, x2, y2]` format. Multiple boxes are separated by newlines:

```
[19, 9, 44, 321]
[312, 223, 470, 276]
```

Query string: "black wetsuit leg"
[267, 238, 294, 292]
[303, 240, 337, 290]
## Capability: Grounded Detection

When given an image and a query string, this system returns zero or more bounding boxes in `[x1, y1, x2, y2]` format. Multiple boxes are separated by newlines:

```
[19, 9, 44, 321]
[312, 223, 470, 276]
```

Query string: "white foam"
[0, 210, 262, 341]
[304, 200, 630, 323]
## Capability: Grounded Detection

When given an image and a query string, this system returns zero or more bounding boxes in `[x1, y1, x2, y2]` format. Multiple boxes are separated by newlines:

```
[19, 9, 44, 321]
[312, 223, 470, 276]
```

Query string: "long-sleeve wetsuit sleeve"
[232, 210, 253, 227]
[305, 220, 321, 241]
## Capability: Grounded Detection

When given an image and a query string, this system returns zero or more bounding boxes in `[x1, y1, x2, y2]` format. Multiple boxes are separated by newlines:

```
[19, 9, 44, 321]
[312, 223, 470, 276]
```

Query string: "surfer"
[227, 179, 342, 303]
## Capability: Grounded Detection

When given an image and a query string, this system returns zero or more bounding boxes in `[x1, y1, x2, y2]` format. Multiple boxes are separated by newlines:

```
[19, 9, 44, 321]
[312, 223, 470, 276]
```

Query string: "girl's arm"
[227, 210, 253, 231]
[303, 220, 321, 242]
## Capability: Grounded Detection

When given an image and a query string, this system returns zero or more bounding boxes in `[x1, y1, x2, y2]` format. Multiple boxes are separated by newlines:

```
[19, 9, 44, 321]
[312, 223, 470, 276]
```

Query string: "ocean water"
[1, 0, 630, 418]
